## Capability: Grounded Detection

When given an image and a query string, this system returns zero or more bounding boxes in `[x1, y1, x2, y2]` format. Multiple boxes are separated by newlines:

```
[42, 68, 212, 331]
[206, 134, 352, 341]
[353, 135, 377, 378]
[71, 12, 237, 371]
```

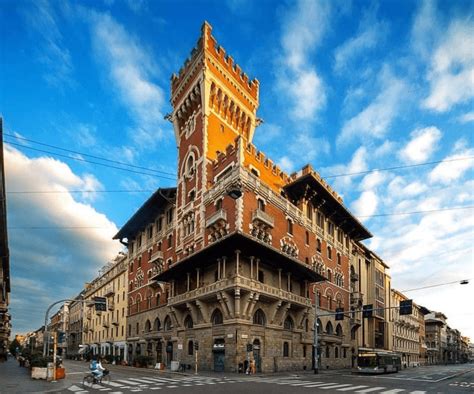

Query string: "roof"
[284, 166, 372, 241]
[113, 187, 176, 241]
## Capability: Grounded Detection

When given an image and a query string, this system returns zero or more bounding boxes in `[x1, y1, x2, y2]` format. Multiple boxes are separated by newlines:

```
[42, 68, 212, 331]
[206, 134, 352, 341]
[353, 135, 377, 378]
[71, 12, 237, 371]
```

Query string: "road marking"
[68, 385, 83, 392]
[129, 377, 157, 383]
[150, 388, 162, 390]
[166, 385, 178, 388]
[115, 379, 141, 386]
[409, 391, 427, 393]
[319, 384, 354, 390]
[355, 388, 387, 393]
[99, 389, 111, 391]
[288, 381, 318, 386]
[380, 390, 405, 393]
[337, 386, 369, 391]
[303, 383, 343, 388]
[103, 381, 124, 387]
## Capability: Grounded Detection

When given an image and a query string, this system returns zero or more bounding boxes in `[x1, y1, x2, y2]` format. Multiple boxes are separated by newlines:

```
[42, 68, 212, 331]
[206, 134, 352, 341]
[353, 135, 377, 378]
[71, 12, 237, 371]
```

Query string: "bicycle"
[83, 369, 110, 388]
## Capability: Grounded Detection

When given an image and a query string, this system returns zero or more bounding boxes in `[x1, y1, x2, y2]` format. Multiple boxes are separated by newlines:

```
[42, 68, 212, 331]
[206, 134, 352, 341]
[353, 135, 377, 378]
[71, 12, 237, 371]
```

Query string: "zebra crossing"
[68, 374, 429, 393]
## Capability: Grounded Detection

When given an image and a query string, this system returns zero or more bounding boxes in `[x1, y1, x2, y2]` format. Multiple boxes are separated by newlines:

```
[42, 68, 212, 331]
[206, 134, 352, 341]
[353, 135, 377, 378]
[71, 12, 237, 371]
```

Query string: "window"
[336, 324, 343, 336]
[258, 270, 264, 283]
[303, 345, 307, 358]
[138, 256, 142, 267]
[327, 269, 332, 282]
[328, 221, 334, 236]
[137, 234, 142, 248]
[251, 168, 259, 177]
[326, 346, 330, 358]
[257, 198, 265, 211]
[136, 322, 140, 335]
[189, 190, 195, 202]
[145, 320, 151, 332]
[337, 229, 343, 243]
[147, 226, 153, 240]
[184, 315, 193, 329]
[343, 348, 347, 358]
[153, 317, 161, 331]
[163, 316, 172, 331]
[337, 253, 341, 265]
[335, 347, 339, 358]
[326, 321, 333, 335]
[287, 219, 293, 235]
[316, 212, 324, 228]
[157, 217, 163, 232]
[305, 231, 309, 245]
[129, 262, 134, 273]
[188, 341, 194, 356]
[327, 246, 332, 260]
[211, 309, 223, 325]
[166, 208, 174, 224]
[284, 316, 294, 330]
[167, 235, 173, 249]
[186, 155, 195, 177]
[283, 342, 289, 357]
[253, 309, 266, 326]
[307, 203, 313, 220]
[216, 198, 223, 211]
[316, 239, 322, 252]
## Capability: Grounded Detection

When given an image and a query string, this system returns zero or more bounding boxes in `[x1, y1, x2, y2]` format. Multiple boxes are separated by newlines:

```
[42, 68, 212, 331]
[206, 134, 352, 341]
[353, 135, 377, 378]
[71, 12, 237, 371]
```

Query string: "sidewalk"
[0, 357, 70, 393]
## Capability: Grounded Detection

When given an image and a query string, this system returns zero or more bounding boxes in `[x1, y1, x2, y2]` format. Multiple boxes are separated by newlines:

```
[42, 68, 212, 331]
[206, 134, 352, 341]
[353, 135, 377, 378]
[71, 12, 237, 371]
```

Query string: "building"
[0, 118, 11, 361]
[48, 303, 69, 356]
[350, 242, 391, 364]
[67, 292, 85, 359]
[390, 289, 421, 367]
[425, 311, 447, 364]
[83, 253, 127, 361]
[114, 22, 373, 372]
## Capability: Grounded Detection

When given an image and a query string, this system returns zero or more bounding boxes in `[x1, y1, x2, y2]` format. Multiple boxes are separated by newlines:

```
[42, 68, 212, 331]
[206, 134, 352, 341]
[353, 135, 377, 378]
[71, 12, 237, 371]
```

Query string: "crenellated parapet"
[244, 142, 290, 183]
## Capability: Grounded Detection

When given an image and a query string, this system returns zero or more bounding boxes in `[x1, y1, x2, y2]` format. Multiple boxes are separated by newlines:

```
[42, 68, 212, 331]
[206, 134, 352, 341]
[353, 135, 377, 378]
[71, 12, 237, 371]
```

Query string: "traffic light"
[194, 342, 199, 351]
[94, 296, 107, 312]
[58, 332, 66, 343]
[246, 343, 253, 352]
[362, 304, 373, 318]
[399, 299, 413, 315]
[335, 307, 344, 321]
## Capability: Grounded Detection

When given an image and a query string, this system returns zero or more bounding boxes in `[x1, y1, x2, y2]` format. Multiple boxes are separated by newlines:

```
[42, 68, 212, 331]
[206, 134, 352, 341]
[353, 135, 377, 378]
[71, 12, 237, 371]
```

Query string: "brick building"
[114, 22, 372, 372]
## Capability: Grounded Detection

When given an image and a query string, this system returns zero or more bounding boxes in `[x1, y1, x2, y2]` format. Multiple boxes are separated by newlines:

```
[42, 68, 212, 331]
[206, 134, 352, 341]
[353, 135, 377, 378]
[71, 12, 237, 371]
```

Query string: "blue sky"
[1, 0, 473, 338]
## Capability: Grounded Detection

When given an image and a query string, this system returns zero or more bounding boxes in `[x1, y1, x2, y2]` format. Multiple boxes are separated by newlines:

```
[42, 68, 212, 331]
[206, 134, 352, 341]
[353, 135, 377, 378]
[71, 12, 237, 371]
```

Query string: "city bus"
[356, 350, 402, 374]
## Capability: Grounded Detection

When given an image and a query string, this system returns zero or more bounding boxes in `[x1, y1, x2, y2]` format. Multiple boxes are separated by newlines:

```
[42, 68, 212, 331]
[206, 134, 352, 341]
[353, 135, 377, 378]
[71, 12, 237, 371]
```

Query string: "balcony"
[206, 209, 227, 228]
[350, 272, 359, 282]
[104, 286, 115, 297]
[86, 310, 92, 320]
[350, 316, 362, 327]
[252, 209, 274, 228]
[108, 301, 115, 311]
[102, 320, 110, 328]
[350, 291, 363, 306]
[111, 317, 119, 326]
[150, 250, 163, 264]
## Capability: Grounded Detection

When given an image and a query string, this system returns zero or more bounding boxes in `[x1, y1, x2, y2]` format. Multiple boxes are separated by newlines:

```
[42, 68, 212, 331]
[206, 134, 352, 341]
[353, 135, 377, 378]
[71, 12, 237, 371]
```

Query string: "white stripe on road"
[355, 388, 387, 393]
[304, 383, 344, 388]
[380, 390, 405, 393]
[104, 381, 124, 387]
[68, 385, 83, 392]
[409, 392, 427, 394]
[337, 386, 369, 391]
[129, 377, 157, 383]
[149, 388, 162, 390]
[166, 385, 178, 388]
[289, 381, 319, 386]
[319, 384, 354, 390]
[115, 379, 141, 386]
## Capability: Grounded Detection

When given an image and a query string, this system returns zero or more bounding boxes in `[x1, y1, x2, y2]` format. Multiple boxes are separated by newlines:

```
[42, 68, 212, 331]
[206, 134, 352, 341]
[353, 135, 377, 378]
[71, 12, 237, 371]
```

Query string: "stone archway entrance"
[253, 339, 261, 373]
[166, 341, 173, 367]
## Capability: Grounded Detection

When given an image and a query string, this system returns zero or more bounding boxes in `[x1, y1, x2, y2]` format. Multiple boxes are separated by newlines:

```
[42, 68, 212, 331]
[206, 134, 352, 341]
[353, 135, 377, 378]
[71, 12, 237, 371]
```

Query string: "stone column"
[278, 269, 282, 289]
[217, 258, 221, 280]
[196, 268, 200, 287]
[235, 288, 241, 319]
[222, 256, 226, 278]
[187, 273, 190, 292]
[235, 250, 241, 276]
[250, 256, 254, 280]
[256, 258, 260, 280]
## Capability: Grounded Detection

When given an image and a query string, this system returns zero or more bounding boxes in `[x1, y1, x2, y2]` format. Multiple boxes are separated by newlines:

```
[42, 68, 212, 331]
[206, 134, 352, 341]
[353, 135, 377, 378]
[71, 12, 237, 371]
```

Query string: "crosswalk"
[68, 375, 429, 393]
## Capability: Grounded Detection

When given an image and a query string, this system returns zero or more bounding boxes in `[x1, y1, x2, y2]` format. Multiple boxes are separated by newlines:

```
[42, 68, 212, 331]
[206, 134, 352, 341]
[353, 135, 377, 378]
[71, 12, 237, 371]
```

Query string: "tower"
[168, 22, 260, 258]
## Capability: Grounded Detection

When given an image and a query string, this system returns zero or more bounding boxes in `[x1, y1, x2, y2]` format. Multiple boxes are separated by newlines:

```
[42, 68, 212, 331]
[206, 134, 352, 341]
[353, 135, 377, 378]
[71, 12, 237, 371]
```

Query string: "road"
[62, 361, 473, 394]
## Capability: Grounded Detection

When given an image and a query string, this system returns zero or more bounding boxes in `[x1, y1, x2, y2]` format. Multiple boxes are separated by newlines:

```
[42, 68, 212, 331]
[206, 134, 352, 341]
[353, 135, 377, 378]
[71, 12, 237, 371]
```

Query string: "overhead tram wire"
[6, 141, 176, 181]
[401, 279, 472, 293]
[8, 205, 474, 230]
[3, 132, 175, 176]
[4, 132, 474, 181]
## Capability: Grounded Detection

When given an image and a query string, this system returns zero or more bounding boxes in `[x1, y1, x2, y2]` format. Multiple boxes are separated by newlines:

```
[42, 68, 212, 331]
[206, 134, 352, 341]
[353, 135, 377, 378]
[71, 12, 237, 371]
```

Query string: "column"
[278, 269, 282, 289]
[217, 258, 221, 280]
[196, 268, 200, 288]
[250, 256, 254, 280]
[235, 250, 241, 276]
[256, 259, 260, 280]
[187, 273, 190, 292]
[222, 256, 226, 278]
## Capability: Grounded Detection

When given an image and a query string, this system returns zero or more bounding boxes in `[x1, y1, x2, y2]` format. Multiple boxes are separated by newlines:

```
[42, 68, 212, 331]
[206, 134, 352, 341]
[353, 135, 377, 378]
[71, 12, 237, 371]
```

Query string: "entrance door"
[156, 341, 163, 365]
[166, 341, 173, 367]
[214, 351, 225, 372]
[253, 339, 261, 373]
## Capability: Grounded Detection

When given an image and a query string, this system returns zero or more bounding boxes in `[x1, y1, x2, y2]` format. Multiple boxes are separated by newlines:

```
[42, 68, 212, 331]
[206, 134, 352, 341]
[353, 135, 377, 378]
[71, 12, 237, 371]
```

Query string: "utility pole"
[52, 332, 57, 382]
[195, 349, 198, 374]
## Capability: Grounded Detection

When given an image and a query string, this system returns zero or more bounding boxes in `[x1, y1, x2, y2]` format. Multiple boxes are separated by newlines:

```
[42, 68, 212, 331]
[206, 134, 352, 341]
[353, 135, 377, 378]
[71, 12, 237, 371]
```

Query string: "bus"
[356, 350, 402, 374]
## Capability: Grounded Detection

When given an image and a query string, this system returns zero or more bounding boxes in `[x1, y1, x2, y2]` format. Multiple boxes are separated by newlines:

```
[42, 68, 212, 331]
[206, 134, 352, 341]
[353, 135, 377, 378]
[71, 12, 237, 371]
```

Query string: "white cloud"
[423, 19, 474, 112]
[278, 156, 295, 173]
[359, 171, 386, 191]
[276, 0, 330, 120]
[458, 111, 474, 123]
[5, 145, 121, 333]
[324, 146, 368, 192]
[429, 150, 474, 184]
[90, 12, 167, 148]
[411, 0, 439, 60]
[399, 126, 442, 164]
[338, 67, 408, 144]
[352, 191, 378, 217]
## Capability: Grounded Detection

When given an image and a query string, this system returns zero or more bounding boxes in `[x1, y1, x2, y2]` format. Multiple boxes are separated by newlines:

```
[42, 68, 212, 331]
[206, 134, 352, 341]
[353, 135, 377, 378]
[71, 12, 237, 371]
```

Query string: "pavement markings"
[304, 382, 345, 388]
[337, 386, 369, 391]
[68, 385, 83, 392]
[318, 384, 354, 390]
[380, 390, 405, 394]
[104, 381, 126, 387]
[409, 392, 427, 393]
[355, 387, 387, 393]
[115, 379, 142, 386]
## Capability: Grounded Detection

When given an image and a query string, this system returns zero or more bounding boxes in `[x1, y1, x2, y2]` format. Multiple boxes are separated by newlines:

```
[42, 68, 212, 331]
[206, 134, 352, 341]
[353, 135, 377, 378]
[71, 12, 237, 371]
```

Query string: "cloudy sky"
[1, 0, 473, 338]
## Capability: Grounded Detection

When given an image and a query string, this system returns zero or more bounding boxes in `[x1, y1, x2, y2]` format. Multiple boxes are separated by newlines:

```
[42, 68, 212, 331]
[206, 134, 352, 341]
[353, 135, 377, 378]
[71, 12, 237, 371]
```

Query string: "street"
[59, 361, 474, 394]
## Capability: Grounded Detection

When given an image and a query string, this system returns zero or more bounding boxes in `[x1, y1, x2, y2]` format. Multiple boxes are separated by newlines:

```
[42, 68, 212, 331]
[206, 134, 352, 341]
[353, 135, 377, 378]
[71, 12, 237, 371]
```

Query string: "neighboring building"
[468, 342, 474, 363]
[114, 22, 372, 372]
[67, 292, 85, 359]
[83, 253, 127, 361]
[460, 336, 470, 363]
[0, 118, 11, 361]
[390, 289, 421, 367]
[350, 242, 391, 364]
[49, 303, 69, 356]
[425, 311, 447, 364]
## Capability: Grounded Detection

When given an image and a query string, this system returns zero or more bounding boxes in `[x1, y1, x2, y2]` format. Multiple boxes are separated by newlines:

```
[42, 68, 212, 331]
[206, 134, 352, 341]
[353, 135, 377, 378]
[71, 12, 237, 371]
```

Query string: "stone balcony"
[350, 315, 362, 327]
[111, 317, 119, 326]
[108, 300, 115, 311]
[350, 272, 359, 282]
[102, 319, 110, 328]
[104, 285, 115, 297]
[168, 274, 311, 308]
[252, 209, 274, 228]
[206, 208, 227, 228]
[150, 250, 164, 264]
[350, 291, 363, 306]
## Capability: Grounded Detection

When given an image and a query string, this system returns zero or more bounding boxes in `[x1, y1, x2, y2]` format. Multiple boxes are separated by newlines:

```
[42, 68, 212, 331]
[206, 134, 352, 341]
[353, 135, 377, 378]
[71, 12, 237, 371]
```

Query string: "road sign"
[93, 297, 107, 311]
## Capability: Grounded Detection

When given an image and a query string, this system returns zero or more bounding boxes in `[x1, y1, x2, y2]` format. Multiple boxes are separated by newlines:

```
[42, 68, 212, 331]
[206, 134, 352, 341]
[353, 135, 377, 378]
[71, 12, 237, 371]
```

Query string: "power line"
[4, 132, 175, 176]
[7, 205, 474, 230]
[7, 189, 154, 194]
[6, 141, 177, 181]
[401, 279, 472, 293]
[323, 156, 474, 179]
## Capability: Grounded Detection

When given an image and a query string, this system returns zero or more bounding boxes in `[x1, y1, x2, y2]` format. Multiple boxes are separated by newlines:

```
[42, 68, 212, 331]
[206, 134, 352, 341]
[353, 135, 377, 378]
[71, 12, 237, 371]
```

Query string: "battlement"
[290, 165, 343, 203]
[245, 142, 289, 182]
[171, 22, 259, 101]
[213, 138, 238, 168]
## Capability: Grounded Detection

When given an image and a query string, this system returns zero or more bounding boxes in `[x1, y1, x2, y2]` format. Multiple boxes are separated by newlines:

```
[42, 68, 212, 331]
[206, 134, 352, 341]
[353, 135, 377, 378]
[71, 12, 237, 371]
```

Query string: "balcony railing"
[150, 250, 163, 264]
[350, 291, 363, 305]
[350, 316, 362, 326]
[111, 317, 119, 326]
[104, 286, 115, 297]
[350, 272, 359, 282]
[102, 320, 110, 328]
[206, 209, 227, 228]
[252, 209, 275, 228]
[108, 300, 115, 311]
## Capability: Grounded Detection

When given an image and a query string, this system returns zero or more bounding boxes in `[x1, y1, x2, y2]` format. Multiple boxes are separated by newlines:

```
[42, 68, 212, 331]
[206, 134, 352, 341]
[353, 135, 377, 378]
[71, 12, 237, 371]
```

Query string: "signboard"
[177, 344, 183, 350]
[93, 297, 107, 312]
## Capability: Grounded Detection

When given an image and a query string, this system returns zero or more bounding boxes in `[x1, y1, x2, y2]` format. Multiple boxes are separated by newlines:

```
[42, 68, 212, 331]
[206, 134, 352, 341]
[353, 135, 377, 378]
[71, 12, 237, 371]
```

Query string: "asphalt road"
[62, 360, 473, 394]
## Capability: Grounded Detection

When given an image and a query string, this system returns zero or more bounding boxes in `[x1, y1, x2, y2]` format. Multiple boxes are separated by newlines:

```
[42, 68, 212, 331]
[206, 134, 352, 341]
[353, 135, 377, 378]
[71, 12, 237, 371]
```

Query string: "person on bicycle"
[90, 356, 105, 382]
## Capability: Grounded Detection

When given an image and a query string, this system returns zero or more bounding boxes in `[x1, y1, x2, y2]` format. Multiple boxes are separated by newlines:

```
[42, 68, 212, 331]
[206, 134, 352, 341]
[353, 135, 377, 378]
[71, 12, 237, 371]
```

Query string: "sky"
[1, 0, 473, 339]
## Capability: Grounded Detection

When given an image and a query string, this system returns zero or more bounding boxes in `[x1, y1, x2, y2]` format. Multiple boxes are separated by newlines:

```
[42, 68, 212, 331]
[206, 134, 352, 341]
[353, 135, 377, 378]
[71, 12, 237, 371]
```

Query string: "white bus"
[357, 350, 402, 374]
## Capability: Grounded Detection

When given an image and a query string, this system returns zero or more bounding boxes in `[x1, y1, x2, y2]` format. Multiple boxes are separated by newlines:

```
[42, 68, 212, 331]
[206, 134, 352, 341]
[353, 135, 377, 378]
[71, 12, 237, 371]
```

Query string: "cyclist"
[90, 356, 105, 382]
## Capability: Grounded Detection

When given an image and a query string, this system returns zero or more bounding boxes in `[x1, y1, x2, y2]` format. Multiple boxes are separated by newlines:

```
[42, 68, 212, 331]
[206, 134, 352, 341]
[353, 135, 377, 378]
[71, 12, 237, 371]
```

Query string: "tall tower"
[168, 22, 260, 256]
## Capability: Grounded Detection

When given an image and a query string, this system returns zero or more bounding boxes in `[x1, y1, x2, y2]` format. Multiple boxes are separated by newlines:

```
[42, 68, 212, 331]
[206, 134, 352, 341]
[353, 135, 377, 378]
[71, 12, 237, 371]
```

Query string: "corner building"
[115, 23, 372, 372]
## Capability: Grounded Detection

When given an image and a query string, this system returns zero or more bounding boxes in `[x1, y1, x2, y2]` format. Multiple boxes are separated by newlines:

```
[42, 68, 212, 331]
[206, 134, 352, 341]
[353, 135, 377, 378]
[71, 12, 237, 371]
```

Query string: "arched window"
[326, 321, 334, 335]
[284, 316, 294, 330]
[156, 293, 161, 306]
[136, 322, 140, 335]
[211, 309, 223, 325]
[336, 324, 343, 337]
[253, 309, 266, 326]
[283, 342, 289, 357]
[184, 315, 193, 329]
[337, 253, 341, 265]
[145, 319, 151, 332]
[316, 239, 322, 252]
[163, 315, 172, 331]
[153, 317, 161, 331]
[327, 246, 332, 260]
[186, 155, 195, 177]
[188, 341, 194, 356]
[287, 219, 293, 235]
